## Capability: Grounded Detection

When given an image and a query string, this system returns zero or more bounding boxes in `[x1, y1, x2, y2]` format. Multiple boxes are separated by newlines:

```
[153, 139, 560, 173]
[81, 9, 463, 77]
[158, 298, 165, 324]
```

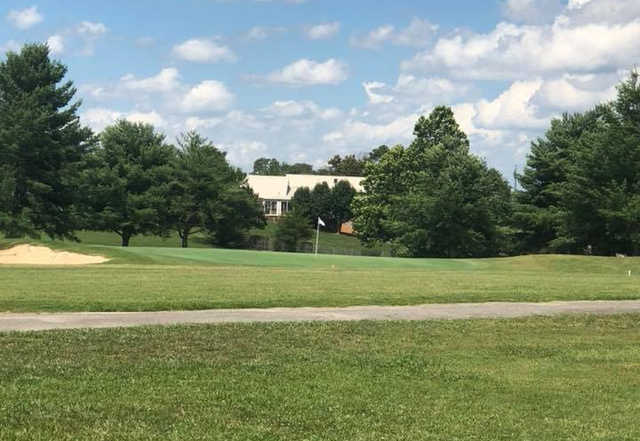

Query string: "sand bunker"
[0, 244, 109, 265]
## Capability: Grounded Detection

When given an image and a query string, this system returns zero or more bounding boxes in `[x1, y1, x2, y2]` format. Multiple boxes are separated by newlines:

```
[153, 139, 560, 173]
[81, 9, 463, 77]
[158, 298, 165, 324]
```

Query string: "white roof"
[247, 174, 364, 201]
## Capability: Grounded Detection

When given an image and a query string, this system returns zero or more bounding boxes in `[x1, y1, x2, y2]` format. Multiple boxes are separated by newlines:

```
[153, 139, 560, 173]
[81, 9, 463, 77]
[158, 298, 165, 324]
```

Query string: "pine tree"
[0, 43, 92, 239]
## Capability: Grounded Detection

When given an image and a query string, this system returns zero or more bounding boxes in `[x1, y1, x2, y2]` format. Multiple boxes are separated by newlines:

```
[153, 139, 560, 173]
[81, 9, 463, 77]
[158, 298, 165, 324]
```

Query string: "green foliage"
[290, 187, 313, 221]
[0, 43, 93, 239]
[354, 107, 511, 257]
[80, 120, 175, 246]
[327, 154, 366, 176]
[516, 70, 640, 256]
[291, 181, 357, 232]
[274, 211, 313, 252]
[166, 131, 263, 248]
[204, 185, 265, 248]
[252, 157, 314, 175]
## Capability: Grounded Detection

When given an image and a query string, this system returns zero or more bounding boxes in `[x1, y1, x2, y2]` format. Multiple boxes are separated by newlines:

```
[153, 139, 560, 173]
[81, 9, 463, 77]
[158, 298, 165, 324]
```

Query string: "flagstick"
[315, 221, 320, 256]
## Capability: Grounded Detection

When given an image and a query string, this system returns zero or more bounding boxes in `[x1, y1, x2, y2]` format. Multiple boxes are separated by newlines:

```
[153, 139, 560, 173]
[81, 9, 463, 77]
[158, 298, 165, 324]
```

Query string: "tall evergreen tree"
[0, 43, 92, 239]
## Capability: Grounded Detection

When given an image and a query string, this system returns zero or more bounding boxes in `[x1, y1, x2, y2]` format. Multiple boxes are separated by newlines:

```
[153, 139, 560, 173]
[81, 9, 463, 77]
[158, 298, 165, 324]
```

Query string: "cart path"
[2, 300, 640, 332]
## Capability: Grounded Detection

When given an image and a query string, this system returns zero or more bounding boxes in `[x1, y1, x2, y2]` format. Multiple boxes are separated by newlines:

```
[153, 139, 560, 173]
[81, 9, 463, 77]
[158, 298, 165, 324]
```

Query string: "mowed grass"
[1, 315, 640, 440]
[1, 240, 640, 312]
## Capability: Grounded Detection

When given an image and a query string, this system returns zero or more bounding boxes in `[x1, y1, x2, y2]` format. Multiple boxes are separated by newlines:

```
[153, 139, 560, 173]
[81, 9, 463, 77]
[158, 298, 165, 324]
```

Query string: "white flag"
[318, 217, 326, 227]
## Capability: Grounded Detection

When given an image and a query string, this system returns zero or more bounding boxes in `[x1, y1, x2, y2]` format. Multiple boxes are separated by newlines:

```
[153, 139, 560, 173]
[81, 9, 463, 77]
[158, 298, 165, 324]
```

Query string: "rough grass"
[1, 241, 639, 312]
[1, 315, 639, 440]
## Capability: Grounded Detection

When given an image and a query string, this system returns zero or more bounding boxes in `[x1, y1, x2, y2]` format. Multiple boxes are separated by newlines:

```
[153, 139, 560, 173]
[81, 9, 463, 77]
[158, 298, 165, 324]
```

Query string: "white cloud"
[77, 21, 108, 36]
[220, 140, 268, 169]
[350, 25, 395, 49]
[121, 68, 181, 93]
[80, 108, 123, 132]
[185, 116, 223, 130]
[474, 80, 548, 130]
[532, 73, 617, 110]
[305, 22, 340, 39]
[266, 58, 348, 86]
[173, 38, 237, 63]
[393, 18, 439, 47]
[46, 35, 65, 55]
[7, 6, 43, 30]
[81, 108, 169, 131]
[246, 26, 286, 40]
[323, 114, 418, 146]
[126, 111, 167, 127]
[402, 20, 640, 79]
[362, 82, 394, 104]
[262, 100, 343, 120]
[502, 0, 564, 24]
[181, 80, 234, 112]
[351, 18, 437, 49]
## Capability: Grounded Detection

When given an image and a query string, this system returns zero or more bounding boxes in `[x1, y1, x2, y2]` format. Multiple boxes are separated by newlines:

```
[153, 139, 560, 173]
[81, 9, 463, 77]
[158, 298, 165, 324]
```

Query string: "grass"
[1, 315, 640, 440]
[1, 239, 640, 312]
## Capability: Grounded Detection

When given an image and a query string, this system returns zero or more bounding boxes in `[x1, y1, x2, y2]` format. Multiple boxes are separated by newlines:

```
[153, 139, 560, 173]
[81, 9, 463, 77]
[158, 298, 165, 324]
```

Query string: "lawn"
[1, 315, 639, 440]
[1, 240, 639, 312]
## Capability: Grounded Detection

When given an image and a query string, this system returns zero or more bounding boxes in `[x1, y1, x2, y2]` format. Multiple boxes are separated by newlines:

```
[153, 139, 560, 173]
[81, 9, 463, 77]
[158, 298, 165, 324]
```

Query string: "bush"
[274, 211, 313, 252]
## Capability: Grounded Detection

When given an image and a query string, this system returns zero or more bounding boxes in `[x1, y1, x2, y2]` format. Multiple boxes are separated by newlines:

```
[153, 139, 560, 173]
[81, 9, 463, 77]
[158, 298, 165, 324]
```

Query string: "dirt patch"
[0, 244, 109, 265]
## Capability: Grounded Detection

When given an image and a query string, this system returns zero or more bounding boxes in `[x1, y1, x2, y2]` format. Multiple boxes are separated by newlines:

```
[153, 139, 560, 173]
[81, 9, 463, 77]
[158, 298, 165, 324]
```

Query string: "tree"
[353, 107, 511, 257]
[329, 180, 356, 233]
[203, 185, 265, 248]
[252, 157, 283, 175]
[513, 109, 606, 252]
[166, 131, 240, 248]
[274, 211, 313, 252]
[81, 120, 175, 246]
[561, 72, 640, 255]
[290, 187, 313, 223]
[0, 43, 93, 239]
[327, 154, 365, 176]
[311, 182, 333, 228]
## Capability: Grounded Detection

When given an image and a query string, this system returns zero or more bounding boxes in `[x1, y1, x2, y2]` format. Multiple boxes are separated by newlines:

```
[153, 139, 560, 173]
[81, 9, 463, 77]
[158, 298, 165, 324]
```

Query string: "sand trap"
[0, 244, 109, 265]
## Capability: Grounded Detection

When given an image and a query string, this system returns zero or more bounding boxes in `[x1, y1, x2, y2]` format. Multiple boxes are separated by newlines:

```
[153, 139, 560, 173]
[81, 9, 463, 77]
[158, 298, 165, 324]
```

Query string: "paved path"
[2, 300, 640, 332]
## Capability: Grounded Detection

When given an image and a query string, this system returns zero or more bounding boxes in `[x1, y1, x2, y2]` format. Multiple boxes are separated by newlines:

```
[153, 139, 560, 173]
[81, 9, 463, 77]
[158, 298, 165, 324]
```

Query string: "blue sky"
[2, 0, 639, 178]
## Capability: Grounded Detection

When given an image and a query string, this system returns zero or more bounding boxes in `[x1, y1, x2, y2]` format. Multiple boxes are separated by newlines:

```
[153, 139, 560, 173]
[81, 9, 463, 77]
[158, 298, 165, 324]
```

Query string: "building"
[246, 174, 364, 219]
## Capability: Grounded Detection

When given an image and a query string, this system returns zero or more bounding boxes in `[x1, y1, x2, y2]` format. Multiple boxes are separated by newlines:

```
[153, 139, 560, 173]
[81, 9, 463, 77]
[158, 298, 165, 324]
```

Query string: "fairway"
[1, 315, 639, 440]
[1, 240, 640, 313]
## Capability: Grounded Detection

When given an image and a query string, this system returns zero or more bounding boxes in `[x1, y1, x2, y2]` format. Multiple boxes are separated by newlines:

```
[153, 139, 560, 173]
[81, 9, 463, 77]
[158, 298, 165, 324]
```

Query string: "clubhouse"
[246, 174, 364, 219]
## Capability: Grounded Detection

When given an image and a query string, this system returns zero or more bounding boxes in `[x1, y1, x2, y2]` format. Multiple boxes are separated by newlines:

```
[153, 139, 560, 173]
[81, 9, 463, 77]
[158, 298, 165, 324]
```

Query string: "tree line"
[0, 44, 264, 247]
[352, 71, 640, 257]
[3, 43, 640, 258]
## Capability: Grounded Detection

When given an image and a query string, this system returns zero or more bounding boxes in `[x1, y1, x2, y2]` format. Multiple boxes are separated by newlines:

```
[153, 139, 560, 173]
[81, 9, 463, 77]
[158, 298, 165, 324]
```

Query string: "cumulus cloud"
[80, 108, 123, 132]
[265, 58, 348, 86]
[402, 20, 640, 79]
[362, 82, 394, 104]
[305, 22, 340, 39]
[502, 0, 564, 24]
[121, 68, 181, 93]
[126, 111, 167, 127]
[77, 21, 108, 36]
[181, 80, 234, 112]
[323, 114, 419, 146]
[351, 18, 437, 49]
[262, 100, 343, 120]
[47, 35, 64, 54]
[173, 38, 237, 63]
[7, 6, 43, 30]
[81, 108, 167, 131]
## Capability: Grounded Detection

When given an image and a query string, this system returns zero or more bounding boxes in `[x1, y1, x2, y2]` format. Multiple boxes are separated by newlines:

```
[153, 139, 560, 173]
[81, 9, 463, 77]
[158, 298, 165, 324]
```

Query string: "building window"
[281, 201, 289, 213]
[263, 200, 278, 215]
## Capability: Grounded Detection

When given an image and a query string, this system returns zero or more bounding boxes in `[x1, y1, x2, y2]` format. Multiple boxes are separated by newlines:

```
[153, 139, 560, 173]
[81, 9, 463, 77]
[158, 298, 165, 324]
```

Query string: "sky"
[1, 0, 639, 179]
